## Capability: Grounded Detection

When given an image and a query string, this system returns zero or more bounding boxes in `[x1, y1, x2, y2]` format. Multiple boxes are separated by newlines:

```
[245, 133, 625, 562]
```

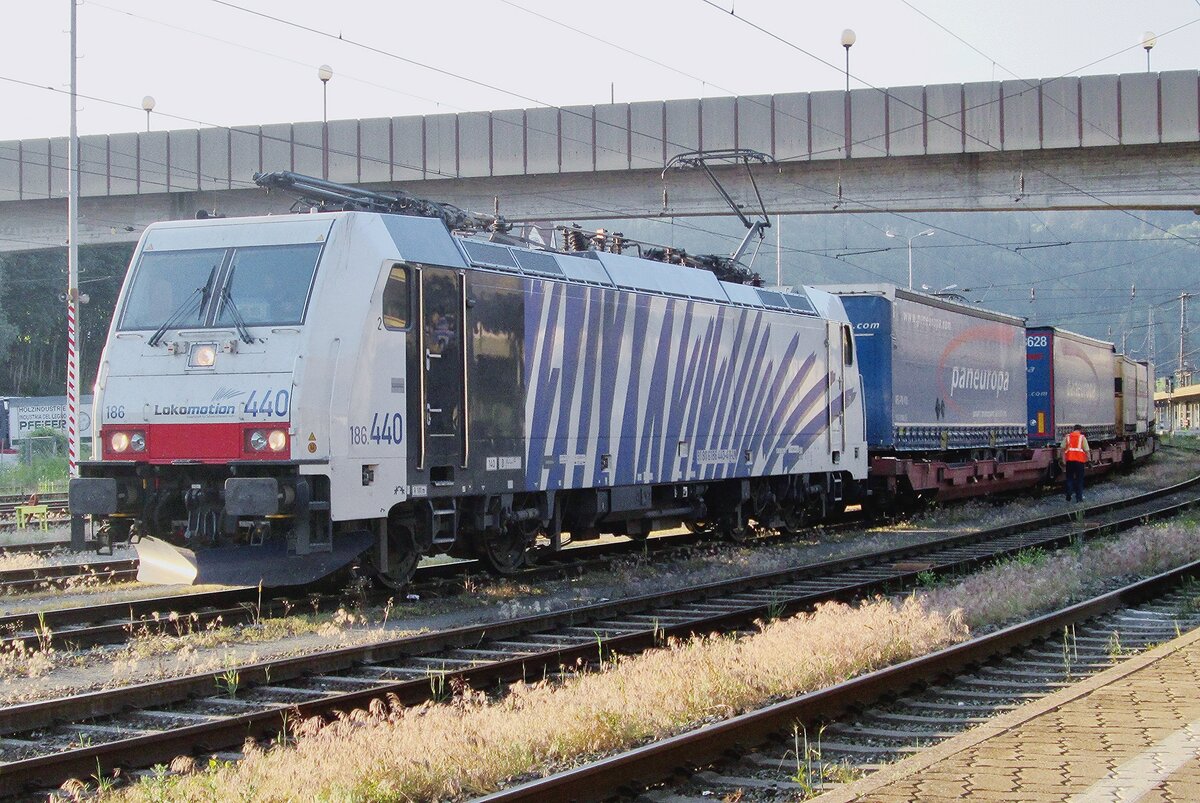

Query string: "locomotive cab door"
[826, 321, 847, 459]
[418, 266, 468, 478]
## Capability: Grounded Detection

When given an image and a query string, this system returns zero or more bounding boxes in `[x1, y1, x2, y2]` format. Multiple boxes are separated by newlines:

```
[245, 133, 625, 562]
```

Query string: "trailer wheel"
[684, 520, 718, 535]
[722, 512, 754, 543]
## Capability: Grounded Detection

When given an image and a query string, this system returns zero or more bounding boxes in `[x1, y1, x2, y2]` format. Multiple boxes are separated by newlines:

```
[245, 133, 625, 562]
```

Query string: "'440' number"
[244, 389, 290, 418]
[351, 412, 404, 446]
[371, 412, 403, 445]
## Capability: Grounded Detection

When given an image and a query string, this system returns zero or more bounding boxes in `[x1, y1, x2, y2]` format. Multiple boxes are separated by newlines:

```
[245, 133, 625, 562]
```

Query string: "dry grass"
[0, 552, 48, 572]
[921, 516, 1200, 629]
[0, 601, 421, 688]
[107, 598, 964, 802]
[70, 452, 1200, 800]
[0, 582, 233, 617]
[0, 543, 138, 575]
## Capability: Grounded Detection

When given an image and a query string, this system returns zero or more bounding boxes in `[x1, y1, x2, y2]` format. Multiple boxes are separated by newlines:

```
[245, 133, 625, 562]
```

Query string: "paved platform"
[819, 625, 1200, 802]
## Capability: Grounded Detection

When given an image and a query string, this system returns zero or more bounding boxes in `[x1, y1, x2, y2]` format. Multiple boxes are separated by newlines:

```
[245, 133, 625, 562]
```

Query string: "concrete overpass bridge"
[1, 69, 1198, 252]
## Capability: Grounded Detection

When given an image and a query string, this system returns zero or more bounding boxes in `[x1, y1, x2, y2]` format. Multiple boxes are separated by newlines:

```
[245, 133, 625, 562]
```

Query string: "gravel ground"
[1, 450, 1193, 707]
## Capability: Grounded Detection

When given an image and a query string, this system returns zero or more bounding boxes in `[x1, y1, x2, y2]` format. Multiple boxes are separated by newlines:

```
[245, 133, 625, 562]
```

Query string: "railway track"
[1, 473, 1199, 795]
[0, 523, 762, 653]
[481, 563, 1200, 802]
[0, 493, 69, 533]
[650, 587, 1200, 802]
[0, 558, 138, 595]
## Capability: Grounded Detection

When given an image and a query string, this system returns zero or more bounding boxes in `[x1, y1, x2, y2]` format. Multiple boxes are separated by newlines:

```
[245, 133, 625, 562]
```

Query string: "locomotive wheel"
[479, 527, 529, 576]
[378, 550, 419, 590]
[378, 523, 420, 589]
[777, 508, 807, 536]
[684, 520, 718, 535]
[723, 515, 753, 543]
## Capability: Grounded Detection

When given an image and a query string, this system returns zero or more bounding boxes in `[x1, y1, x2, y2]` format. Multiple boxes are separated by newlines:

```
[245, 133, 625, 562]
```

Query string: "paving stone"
[1130, 790, 1170, 803]
[915, 780, 968, 797]
[1162, 778, 1200, 797]
[966, 773, 1019, 792]
[827, 629, 1200, 802]
[1012, 782, 1074, 798]
[1015, 767, 1069, 785]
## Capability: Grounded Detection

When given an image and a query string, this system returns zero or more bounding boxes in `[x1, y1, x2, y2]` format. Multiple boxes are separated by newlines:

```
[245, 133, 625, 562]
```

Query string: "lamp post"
[885, 228, 935, 291]
[141, 95, 155, 133]
[1142, 31, 1156, 72]
[840, 29, 856, 93]
[318, 64, 333, 122]
[318, 64, 333, 178]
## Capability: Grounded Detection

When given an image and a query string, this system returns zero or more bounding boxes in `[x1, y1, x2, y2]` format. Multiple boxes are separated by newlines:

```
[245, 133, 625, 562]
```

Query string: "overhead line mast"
[66, 0, 81, 480]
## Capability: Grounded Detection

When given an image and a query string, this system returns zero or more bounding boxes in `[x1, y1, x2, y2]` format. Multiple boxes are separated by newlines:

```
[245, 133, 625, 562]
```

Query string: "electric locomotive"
[69, 172, 868, 587]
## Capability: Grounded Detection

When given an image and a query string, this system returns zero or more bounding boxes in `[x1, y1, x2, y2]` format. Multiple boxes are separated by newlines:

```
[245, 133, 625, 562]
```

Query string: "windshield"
[119, 249, 224, 330]
[216, 243, 321, 326]
[118, 242, 322, 331]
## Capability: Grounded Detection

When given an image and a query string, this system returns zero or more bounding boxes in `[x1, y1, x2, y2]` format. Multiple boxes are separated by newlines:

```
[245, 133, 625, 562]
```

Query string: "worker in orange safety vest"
[1061, 424, 1090, 503]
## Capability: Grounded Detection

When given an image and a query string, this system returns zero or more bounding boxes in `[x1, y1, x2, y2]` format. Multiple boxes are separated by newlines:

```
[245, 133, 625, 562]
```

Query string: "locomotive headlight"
[248, 430, 268, 452]
[109, 430, 146, 455]
[188, 342, 218, 368]
[267, 429, 287, 452]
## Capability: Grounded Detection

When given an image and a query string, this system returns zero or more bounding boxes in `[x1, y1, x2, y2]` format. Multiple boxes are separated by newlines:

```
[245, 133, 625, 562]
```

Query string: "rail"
[1, 472, 1198, 794]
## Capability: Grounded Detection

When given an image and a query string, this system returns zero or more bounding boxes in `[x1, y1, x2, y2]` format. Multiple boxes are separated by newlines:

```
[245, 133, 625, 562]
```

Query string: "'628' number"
[350, 412, 404, 446]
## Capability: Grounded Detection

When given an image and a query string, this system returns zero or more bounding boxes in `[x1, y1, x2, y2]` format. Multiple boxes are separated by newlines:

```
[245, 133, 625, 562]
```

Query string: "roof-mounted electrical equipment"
[253, 170, 509, 234]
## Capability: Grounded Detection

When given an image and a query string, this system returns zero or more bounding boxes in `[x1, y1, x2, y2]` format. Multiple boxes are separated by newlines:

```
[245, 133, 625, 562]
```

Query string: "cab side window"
[382, 265, 410, 330]
[842, 324, 855, 366]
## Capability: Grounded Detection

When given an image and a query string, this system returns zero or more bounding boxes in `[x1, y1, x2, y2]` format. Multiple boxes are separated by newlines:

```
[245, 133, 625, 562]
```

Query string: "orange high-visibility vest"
[1065, 431, 1088, 463]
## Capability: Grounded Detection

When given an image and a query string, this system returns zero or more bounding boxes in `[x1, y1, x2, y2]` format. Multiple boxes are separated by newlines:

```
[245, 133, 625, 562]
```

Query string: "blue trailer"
[1026, 326, 1117, 445]
[828, 285, 1028, 453]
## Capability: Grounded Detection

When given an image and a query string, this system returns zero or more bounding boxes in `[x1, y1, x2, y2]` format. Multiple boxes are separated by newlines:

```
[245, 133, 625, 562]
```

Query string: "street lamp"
[840, 29, 856, 93]
[141, 95, 155, 132]
[317, 64, 333, 122]
[1141, 31, 1156, 72]
[318, 64, 333, 178]
[885, 228, 935, 291]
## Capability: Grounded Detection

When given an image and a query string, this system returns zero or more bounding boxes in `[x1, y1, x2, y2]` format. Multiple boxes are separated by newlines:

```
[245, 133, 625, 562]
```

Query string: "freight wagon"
[829, 286, 1027, 453]
[828, 286, 1051, 505]
[1026, 326, 1117, 446]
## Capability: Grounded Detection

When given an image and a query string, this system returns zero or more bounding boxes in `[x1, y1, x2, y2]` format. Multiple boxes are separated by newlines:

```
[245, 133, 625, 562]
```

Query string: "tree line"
[0, 244, 131, 397]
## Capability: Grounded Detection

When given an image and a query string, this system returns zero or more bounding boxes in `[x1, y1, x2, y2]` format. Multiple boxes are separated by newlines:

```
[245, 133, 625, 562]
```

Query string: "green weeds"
[215, 667, 240, 699]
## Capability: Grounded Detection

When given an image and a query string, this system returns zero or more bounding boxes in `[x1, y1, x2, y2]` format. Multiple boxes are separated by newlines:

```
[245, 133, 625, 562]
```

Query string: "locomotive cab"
[70, 214, 375, 585]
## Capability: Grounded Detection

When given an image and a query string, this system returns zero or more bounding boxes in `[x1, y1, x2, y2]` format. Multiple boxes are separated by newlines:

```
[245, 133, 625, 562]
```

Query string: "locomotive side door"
[826, 320, 846, 458]
[418, 266, 467, 473]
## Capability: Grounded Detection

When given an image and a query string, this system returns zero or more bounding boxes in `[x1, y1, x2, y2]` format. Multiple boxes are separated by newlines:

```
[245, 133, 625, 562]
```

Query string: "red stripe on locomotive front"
[100, 423, 290, 463]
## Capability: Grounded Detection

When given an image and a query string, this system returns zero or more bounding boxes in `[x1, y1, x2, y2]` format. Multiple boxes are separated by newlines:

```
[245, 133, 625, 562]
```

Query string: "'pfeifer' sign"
[8, 396, 93, 442]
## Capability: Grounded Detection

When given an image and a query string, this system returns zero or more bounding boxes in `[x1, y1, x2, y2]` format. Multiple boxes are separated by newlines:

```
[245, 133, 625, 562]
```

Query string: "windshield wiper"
[148, 264, 218, 347]
[148, 288, 203, 347]
[221, 286, 256, 345]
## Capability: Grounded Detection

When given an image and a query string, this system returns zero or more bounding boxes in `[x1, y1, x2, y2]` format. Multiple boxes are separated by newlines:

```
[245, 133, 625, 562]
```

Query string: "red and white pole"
[67, 0, 81, 479]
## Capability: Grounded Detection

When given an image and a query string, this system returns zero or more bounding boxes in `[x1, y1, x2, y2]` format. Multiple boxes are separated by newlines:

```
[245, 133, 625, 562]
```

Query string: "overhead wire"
[5, 1, 1187, 273]
[201, 0, 1044, 257]
[5, 0, 1194, 314]
[697, 0, 1200, 249]
[895, 1, 1200, 195]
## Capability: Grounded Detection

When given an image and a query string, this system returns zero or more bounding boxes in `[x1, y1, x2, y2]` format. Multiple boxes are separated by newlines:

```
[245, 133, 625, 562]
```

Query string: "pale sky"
[1, 0, 1198, 142]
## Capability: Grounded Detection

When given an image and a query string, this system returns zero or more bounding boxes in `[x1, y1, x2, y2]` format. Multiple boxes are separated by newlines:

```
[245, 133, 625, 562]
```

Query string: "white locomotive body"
[71, 200, 867, 586]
